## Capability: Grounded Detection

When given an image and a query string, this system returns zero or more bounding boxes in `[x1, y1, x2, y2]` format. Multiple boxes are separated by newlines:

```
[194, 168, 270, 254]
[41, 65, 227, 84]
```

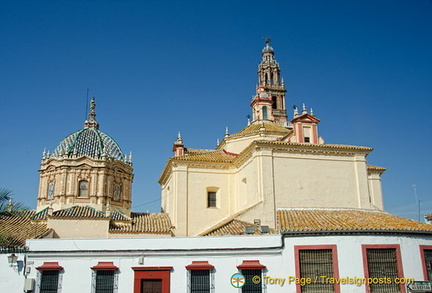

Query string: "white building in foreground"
[14, 233, 432, 293]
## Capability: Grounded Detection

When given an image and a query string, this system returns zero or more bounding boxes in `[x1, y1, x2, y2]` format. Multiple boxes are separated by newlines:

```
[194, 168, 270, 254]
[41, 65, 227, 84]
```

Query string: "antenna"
[85, 88, 89, 120]
[412, 184, 421, 222]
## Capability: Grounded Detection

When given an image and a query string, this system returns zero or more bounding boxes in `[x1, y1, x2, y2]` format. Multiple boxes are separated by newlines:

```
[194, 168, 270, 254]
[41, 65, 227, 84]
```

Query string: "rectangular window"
[207, 192, 217, 208]
[299, 249, 334, 292]
[241, 269, 262, 293]
[422, 249, 432, 281]
[39, 271, 59, 293]
[190, 270, 210, 292]
[36, 262, 63, 293]
[93, 270, 116, 293]
[304, 137, 310, 143]
[364, 247, 402, 293]
[91, 262, 118, 293]
[79, 180, 88, 197]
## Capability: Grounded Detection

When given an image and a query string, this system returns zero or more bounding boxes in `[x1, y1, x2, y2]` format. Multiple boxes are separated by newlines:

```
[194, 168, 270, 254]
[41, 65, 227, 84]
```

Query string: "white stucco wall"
[5, 234, 428, 293]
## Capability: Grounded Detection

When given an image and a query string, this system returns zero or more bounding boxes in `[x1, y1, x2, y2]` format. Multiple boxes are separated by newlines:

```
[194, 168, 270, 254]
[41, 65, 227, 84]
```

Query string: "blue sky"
[1, 0, 431, 220]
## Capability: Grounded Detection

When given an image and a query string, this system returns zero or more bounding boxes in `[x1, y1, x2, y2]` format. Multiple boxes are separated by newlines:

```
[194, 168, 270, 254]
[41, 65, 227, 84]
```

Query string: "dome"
[49, 98, 126, 161]
[52, 127, 125, 160]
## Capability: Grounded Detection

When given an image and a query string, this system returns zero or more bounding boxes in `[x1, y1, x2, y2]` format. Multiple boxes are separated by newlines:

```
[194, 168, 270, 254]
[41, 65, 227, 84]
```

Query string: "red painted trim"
[361, 244, 405, 293]
[311, 124, 318, 144]
[223, 149, 238, 157]
[91, 262, 118, 271]
[294, 245, 340, 293]
[295, 123, 303, 143]
[132, 267, 172, 293]
[420, 245, 432, 280]
[291, 114, 321, 123]
[36, 262, 63, 271]
[236, 260, 266, 269]
[186, 261, 214, 270]
[132, 266, 173, 271]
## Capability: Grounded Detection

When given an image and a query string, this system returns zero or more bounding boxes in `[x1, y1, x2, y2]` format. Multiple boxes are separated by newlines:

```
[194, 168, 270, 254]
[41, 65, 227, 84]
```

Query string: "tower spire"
[256, 39, 288, 123]
[252, 39, 288, 123]
[84, 97, 99, 129]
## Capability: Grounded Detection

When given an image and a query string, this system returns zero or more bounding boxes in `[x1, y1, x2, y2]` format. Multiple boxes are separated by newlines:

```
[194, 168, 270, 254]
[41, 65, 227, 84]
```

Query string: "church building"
[1, 40, 432, 293]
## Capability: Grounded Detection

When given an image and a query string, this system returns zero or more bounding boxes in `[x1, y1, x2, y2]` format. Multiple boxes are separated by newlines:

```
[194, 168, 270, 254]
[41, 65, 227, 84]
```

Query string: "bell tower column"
[257, 39, 288, 123]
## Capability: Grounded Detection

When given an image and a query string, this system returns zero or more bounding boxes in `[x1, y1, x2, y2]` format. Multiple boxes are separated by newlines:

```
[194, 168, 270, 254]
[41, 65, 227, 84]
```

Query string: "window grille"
[299, 249, 334, 293]
[366, 248, 400, 293]
[424, 250, 432, 281]
[207, 192, 217, 208]
[241, 269, 262, 293]
[39, 271, 60, 293]
[189, 270, 211, 293]
[92, 270, 118, 293]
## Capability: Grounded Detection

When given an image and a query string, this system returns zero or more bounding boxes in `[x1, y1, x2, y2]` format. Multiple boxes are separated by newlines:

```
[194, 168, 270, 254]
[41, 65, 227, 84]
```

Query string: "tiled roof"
[173, 149, 237, 163]
[204, 219, 277, 236]
[0, 210, 50, 248]
[50, 206, 107, 219]
[109, 212, 173, 235]
[52, 127, 125, 161]
[30, 207, 49, 220]
[425, 213, 432, 220]
[277, 209, 432, 234]
[110, 210, 131, 221]
[229, 121, 291, 138]
[262, 141, 373, 152]
[367, 165, 387, 172]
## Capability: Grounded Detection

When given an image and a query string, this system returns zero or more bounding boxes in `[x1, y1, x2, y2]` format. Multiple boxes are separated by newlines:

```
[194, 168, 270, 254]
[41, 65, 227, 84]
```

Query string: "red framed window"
[294, 245, 340, 293]
[420, 245, 432, 281]
[237, 260, 266, 293]
[362, 244, 405, 293]
[186, 261, 215, 293]
[91, 262, 119, 293]
[36, 262, 63, 293]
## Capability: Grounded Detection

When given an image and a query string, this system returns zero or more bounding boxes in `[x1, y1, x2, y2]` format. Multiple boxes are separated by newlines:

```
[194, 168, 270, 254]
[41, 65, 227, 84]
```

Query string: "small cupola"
[288, 104, 324, 144]
[172, 132, 185, 157]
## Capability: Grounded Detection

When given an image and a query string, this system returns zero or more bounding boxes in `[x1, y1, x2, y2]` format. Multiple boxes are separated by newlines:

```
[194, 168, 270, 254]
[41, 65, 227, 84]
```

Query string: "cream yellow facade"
[159, 41, 386, 237]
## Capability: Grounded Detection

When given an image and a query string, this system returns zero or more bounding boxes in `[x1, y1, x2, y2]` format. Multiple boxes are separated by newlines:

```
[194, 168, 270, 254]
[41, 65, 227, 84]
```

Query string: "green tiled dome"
[50, 97, 125, 161]
[52, 127, 125, 160]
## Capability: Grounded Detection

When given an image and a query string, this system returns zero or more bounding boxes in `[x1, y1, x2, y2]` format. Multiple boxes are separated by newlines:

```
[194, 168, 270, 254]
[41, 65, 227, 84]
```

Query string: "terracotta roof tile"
[425, 213, 432, 220]
[174, 149, 237, 163]
[110, 210, 131, 221]
[51, 206, 107, 219]
[230, 121, 291, 138]
[277, 209, 432, 233]
[30, 207, 49, 220]
[109, 212, 173, 235]
[0, 210, 50, 248]
[367, 165, 387, 172]
[204, 219, 277, 236]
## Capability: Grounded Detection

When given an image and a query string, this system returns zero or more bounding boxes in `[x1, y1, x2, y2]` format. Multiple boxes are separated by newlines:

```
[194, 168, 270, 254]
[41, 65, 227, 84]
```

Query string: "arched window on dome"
[262, 106, 269, 120]
[78, 180, 88, 197]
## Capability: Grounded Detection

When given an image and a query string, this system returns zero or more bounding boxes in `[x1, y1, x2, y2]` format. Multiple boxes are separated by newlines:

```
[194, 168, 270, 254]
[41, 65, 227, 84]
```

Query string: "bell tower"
[257, 38, 287, 123]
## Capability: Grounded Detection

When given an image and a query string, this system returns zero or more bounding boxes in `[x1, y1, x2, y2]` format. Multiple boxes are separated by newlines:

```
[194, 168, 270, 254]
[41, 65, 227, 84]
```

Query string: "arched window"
[78, 180, 88, 197]
[262, 106, 269, 120]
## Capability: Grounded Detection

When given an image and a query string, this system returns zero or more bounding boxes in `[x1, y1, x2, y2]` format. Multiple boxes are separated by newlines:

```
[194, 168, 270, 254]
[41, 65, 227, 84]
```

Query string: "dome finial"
[84, 97, 99, 129]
